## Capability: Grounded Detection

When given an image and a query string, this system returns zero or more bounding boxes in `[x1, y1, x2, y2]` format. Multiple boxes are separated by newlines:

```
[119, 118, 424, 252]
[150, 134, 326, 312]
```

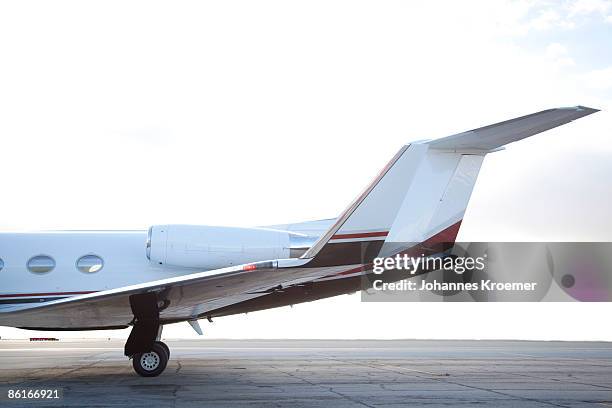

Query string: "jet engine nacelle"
[146, 224, 315, 269]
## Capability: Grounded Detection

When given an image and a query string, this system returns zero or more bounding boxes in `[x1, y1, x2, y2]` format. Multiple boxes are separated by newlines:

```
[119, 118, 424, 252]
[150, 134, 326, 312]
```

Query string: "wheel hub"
[140, 351, 160, 371]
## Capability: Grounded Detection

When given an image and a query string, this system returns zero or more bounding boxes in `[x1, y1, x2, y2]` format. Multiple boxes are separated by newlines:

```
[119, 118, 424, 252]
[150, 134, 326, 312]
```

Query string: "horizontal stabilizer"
[428, 106, 598, 151]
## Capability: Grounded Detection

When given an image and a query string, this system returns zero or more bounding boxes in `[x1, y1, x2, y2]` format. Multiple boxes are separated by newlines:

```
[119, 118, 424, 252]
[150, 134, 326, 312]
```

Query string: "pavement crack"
[265, 363, 376, 408]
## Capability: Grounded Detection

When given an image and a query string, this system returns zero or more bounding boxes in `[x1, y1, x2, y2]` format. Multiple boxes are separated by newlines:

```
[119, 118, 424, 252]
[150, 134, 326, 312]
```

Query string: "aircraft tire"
[155, 340, 170, 359]
[132, 342, 168, 377]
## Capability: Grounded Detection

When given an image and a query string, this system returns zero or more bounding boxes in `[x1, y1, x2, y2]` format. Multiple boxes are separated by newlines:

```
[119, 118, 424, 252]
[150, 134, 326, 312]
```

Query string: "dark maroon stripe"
[325, 220, 463, 277]
[331, 231, 389, 240]
[423, 220, 462, 246]
[307, 240, 386, 268]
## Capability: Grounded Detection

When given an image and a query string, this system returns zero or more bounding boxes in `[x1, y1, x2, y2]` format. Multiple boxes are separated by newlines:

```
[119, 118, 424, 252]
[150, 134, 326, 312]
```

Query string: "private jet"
[0, 106, 598, 376]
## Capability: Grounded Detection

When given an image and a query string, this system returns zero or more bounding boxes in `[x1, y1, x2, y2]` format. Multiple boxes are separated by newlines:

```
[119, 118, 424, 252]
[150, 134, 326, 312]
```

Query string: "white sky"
[1, 0, 611, 341]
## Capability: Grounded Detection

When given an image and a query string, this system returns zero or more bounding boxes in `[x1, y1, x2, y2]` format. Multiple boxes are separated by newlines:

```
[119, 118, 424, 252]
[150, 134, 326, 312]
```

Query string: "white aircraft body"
[0, 107, 598, 376]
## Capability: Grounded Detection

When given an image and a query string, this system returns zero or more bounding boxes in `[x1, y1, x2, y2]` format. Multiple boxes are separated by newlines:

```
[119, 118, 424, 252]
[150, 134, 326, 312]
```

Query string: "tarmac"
[1, 339, 611, 407]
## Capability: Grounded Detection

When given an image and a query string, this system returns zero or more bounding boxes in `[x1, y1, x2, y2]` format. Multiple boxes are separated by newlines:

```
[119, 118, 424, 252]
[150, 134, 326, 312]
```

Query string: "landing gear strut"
[125, 293, 171, 377]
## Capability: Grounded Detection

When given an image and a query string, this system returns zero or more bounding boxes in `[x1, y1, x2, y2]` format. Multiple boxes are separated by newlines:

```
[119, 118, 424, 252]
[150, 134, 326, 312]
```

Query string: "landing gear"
[125, 293, 172, 377]
[132, 341, 169, 377]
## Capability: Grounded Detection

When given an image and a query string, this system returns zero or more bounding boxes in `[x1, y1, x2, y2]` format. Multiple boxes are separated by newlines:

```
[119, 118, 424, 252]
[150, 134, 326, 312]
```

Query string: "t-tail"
[303, 106, 599, 267]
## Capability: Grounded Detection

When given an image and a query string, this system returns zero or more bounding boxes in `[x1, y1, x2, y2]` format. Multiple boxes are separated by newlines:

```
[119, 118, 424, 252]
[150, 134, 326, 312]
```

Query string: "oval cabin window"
[76, 254, 104, 273]
[0, 258, 3, 271]
[27, 255, 56, 274]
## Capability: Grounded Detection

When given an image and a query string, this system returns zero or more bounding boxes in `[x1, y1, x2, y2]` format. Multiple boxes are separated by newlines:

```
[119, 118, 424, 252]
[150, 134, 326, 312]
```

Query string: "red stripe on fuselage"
[331, 231, 389, 240]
